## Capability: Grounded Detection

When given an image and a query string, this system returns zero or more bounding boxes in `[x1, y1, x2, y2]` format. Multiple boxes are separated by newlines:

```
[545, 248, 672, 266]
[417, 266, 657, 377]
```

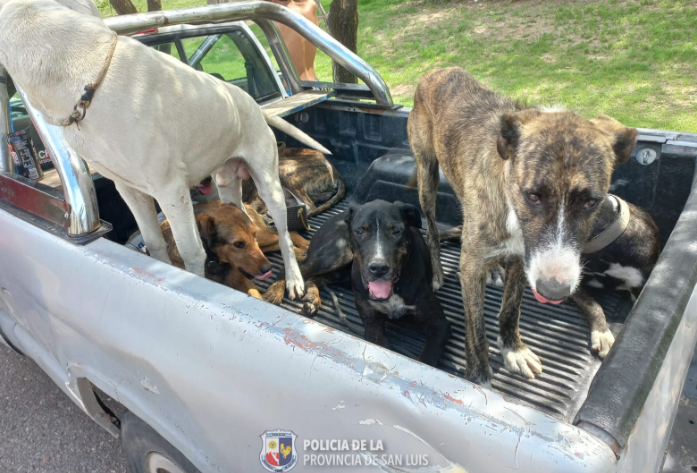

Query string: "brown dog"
[409, 67, 637, 385]
[243, 147, 346, 223]
[162, 201, 309, 300]
[244, 202, 310, 261]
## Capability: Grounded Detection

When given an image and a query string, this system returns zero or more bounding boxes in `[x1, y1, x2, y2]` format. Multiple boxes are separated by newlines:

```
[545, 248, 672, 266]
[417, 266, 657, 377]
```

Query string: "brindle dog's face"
[497, 111, 637, 303]
[198, 203, 273, 281]
[346, 200, 422, 300]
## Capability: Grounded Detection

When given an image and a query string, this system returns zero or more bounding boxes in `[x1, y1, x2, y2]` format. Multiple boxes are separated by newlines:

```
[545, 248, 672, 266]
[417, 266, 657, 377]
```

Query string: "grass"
[98, 0, 697, 131]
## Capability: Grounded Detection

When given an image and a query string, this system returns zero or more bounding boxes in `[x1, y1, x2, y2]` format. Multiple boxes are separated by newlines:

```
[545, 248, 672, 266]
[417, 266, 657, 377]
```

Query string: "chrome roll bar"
[15, 86, 102, 236]
[103, 1, 393, 106]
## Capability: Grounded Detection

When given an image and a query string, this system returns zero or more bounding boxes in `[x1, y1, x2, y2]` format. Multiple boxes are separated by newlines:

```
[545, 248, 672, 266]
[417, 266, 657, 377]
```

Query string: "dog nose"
[260, 263, 272, 274]
[535, 278, 571, 301]
[368, 263, 390, 278]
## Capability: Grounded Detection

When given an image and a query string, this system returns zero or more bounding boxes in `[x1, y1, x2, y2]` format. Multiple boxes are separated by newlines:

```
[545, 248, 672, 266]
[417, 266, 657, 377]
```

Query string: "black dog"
[571, 194, 660, 357]
[265, 200, 451, 367]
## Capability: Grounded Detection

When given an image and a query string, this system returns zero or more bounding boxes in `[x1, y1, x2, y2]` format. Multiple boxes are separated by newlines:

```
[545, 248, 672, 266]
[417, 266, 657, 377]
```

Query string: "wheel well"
[75, 378, 123, 438]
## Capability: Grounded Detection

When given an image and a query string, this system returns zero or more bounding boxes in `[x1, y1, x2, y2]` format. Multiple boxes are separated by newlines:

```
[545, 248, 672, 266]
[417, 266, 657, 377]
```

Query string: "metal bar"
[15, 86, 101, 237]
[254, 18, 303, 95]
[237, 22, 288, 99]
[103, 1, 393, 106]
[188, 33, 221, 69]
[0, 66, 14, 174]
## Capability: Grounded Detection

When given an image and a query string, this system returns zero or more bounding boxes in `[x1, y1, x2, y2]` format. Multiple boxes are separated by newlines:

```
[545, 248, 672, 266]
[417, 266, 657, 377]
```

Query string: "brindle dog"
[409, 67, 637, 385]
[243, 147, 346, 222]
[441, 195, 660, 358]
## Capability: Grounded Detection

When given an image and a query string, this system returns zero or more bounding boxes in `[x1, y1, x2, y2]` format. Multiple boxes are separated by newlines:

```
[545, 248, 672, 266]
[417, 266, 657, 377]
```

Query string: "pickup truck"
[1, 3, 696, 473]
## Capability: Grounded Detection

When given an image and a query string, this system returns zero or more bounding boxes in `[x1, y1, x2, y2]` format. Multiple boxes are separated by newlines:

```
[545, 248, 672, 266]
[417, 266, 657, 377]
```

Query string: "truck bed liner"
[257, 200, 635, 422]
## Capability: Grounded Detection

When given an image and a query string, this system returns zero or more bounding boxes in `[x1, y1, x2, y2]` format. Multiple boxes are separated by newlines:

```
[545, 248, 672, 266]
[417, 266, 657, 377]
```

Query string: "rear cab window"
[144, 26, 282, 104]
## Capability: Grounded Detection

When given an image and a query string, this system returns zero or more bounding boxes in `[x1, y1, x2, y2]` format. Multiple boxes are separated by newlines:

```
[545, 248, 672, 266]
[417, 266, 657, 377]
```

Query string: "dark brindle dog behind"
[441, 193, 660, 358]
[243, 147, 346, 223]
[409, 67, 638, 384]
[265, 200, 451, 367]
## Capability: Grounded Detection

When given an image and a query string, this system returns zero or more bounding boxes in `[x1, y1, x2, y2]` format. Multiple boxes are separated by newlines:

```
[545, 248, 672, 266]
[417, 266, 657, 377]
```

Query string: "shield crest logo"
[259, 430, 298, 472]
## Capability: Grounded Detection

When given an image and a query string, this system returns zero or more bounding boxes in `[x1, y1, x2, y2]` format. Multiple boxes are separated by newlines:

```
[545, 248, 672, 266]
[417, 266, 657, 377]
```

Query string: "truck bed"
[94, 103, 696, 454]
[256, 200, 635, 422]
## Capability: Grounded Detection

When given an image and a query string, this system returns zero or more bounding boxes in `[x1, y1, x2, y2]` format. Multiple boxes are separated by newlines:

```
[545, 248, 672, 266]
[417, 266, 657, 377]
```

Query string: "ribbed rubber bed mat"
[257, 201, 634, 422]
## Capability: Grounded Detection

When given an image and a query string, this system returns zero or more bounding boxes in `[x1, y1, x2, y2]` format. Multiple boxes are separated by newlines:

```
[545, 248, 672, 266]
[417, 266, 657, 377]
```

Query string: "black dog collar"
[62, 34, 118, 127]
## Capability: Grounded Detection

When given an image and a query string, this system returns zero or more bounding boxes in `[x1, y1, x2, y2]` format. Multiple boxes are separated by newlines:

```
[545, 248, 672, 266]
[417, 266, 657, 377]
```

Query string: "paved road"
[0, 343, 127, 473]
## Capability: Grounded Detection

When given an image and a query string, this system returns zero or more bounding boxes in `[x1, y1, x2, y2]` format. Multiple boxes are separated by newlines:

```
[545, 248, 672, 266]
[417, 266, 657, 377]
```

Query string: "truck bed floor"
[257, 201, 635, 422]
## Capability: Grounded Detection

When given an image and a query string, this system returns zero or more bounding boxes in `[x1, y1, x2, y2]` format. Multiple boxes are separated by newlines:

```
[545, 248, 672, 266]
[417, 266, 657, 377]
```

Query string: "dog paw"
[286, 279, 304, 300]
[499, 339, 543, 379]
[263, 281, 286, 305]
[302, 300, 319, 316]
[591, 330, 615, 359]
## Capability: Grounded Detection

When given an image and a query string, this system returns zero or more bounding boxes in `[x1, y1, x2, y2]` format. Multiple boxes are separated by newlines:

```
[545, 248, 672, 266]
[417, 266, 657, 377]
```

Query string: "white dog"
[0, 0, 330, 299]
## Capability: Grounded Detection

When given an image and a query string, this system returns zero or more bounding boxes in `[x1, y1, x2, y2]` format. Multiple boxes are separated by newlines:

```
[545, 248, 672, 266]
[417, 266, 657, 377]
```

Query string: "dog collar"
[582, 194, 630, 254]
[62, 33, 118, 127]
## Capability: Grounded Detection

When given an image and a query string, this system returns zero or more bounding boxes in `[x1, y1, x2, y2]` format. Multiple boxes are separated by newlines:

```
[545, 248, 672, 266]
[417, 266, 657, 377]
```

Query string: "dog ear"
[591, 115, 638, 166]
[497, 110, 540, 160]
[395, 201, 422, 229]
[197, 214, 216, 249]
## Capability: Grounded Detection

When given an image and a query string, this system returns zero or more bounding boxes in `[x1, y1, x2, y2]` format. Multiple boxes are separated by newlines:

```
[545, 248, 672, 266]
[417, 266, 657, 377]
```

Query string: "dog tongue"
[532, 288, 563, 305]
[196, 183, 213, 195]
[368, 280, 393, 299]
[255, 270, 273, 281]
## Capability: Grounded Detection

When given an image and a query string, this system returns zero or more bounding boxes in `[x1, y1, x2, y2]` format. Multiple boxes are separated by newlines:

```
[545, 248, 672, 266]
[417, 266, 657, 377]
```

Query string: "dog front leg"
[240, 279, 263, 300]
[255, 176, 304, 300]
[157, 189, 206, 277]
[460, 251, 493, 386]
[416, 293, 451, 367]
[572, 288, 614, 358]
[115, 183, 170, 264]
[355, 299, 390, 349]
[301, 276, 324, 316]
[497, 258, 543, 379]
[225, 268, 263, 300]
[264, 280, 286, 305]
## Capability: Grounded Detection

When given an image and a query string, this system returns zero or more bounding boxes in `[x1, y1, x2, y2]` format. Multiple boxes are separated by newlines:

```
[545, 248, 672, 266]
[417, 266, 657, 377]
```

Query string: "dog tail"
[264, 114, 332, 155]
[326, 288, 365, 337]
[307, 172, 346, 218]
[439, 226, 462, 242]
